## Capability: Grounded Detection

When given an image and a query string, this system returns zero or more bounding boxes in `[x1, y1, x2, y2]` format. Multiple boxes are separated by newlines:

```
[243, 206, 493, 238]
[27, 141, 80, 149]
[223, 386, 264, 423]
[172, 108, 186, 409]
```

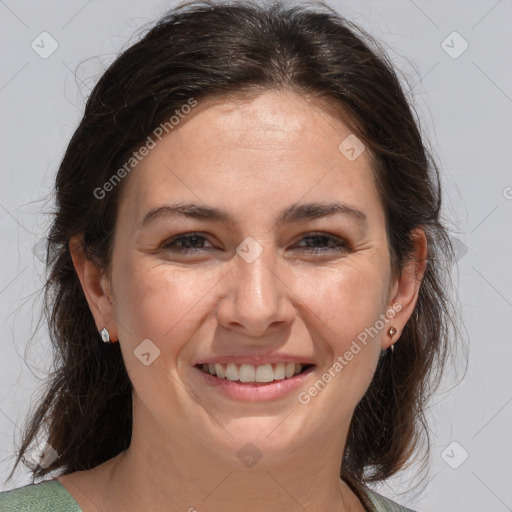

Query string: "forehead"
[117, 89, 383, 227]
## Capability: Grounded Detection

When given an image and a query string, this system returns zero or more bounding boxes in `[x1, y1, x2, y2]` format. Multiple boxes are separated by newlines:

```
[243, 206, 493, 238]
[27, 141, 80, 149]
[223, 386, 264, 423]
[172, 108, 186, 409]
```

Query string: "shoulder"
[0, 479, 82, 512]
[363, 486, 419, 512]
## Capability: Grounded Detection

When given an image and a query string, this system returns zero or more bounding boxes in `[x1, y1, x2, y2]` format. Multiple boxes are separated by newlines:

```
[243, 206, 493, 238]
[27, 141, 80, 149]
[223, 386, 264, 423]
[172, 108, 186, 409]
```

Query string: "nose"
[215, 240, 296, 338]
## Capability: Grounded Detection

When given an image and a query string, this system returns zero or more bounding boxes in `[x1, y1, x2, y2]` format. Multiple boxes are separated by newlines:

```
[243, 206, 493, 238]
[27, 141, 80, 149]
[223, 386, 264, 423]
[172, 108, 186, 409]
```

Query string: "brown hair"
[7, 0, 460, 496]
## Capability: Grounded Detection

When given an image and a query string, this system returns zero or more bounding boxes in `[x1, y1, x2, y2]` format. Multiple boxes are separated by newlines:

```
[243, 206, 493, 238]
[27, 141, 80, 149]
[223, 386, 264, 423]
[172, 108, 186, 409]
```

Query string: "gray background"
[1, 0, 511, 510]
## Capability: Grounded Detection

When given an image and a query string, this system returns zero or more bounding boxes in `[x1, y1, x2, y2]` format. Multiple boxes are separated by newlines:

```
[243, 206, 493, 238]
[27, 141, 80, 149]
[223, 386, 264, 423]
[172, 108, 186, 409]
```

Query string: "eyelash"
[161, 232, 348, 255]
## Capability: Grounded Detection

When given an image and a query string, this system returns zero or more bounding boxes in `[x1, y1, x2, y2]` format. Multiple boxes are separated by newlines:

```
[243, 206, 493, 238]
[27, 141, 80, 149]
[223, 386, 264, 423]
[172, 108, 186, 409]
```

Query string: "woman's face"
[84, 89, 418, 465]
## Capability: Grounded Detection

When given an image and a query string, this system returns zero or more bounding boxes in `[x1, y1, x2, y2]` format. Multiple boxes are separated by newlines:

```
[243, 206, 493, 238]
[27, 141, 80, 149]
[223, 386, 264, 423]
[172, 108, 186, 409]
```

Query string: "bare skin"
[64, 89, 426, 512]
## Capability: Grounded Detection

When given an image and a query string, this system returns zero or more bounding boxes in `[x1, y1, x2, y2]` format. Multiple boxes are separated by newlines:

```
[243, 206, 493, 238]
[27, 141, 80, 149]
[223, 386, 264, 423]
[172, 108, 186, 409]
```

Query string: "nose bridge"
[218, 236, 294, 334]
[237, 239, 277, 303]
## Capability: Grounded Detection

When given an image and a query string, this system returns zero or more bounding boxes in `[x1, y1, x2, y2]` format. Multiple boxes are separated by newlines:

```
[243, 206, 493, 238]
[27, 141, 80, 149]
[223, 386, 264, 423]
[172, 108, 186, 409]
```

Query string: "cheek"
[300, 259, 390, 343]
[112, 254, 220, 367]
[112, 244, 390, 410]
[295, 261, 388, 403]
[114, 252, 389, 355]
[111, 259, 224, 417]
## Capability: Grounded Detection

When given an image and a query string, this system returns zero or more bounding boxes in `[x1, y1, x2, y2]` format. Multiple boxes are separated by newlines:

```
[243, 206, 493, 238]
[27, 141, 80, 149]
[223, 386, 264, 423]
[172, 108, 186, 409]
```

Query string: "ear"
[382, 227, 427, 350]
[69, 235, 119, 342]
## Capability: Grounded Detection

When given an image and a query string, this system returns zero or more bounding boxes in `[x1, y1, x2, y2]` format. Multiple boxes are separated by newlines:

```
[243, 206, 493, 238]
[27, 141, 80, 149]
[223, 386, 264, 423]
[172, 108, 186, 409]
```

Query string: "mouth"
[194, 362, 315, 384]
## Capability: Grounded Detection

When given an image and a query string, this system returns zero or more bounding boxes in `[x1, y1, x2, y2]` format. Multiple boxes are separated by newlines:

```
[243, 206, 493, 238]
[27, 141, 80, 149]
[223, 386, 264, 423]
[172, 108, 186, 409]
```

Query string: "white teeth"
[225, 363, 238, 381]
[200, 362, 306, 382]
[255, 364, 274, 382]
[214, 363, 225, 378]
[239, 364, 256, 382]
[285, 362, 296, 378]
[273, 363, 286, 380]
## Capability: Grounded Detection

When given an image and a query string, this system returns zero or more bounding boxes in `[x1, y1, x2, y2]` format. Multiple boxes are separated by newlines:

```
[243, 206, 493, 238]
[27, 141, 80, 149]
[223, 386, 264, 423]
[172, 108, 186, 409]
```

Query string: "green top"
[0, 479, 417, 511]
[0, 480, 81, 512]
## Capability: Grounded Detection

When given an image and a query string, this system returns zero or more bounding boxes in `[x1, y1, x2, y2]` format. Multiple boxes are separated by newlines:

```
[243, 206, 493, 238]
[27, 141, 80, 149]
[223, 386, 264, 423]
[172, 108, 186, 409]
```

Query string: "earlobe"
[69, 235, 119, 342]
[382, 228, 427, 351]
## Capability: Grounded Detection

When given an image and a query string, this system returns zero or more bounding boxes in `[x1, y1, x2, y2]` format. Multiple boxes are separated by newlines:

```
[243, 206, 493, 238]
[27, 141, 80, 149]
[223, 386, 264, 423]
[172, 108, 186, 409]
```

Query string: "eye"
[160, 232, 348, 256]
[292, 233, 347, 253]
[161, 233, 215, 253]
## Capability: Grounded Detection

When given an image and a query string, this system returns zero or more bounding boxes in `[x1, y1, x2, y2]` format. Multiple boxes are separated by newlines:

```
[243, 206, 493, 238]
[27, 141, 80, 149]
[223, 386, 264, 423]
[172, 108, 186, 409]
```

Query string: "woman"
[0, 1, 458, 510]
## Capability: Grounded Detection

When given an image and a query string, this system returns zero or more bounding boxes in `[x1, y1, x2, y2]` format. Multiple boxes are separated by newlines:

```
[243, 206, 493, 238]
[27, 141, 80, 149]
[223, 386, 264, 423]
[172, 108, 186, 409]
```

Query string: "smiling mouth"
[195, 362, 314, 384]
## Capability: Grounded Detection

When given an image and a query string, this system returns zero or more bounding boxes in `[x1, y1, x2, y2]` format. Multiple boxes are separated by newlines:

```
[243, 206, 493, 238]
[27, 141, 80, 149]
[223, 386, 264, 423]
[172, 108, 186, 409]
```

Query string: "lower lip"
[193, 365, 315, 401]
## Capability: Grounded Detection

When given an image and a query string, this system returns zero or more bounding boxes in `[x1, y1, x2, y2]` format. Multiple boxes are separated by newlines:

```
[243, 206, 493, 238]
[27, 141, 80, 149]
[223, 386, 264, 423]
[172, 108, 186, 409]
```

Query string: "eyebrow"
[139, 201, 368, 230]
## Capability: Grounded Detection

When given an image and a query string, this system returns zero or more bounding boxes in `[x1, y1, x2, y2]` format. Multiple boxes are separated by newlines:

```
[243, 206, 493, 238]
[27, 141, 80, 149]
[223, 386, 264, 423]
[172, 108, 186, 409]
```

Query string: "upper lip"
[194, 354, 315, 366]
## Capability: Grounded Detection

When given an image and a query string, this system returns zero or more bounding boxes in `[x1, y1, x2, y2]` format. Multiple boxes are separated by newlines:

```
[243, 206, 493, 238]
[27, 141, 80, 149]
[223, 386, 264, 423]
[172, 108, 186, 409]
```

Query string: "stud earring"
[101, 327, 113, 343]
[388, 326, 398, 353]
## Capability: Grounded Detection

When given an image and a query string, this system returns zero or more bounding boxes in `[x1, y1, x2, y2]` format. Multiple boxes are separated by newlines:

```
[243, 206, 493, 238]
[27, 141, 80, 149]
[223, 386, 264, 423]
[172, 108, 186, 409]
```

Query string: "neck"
[62, 399, 365, 512]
